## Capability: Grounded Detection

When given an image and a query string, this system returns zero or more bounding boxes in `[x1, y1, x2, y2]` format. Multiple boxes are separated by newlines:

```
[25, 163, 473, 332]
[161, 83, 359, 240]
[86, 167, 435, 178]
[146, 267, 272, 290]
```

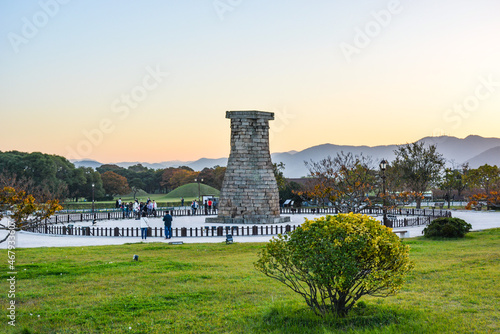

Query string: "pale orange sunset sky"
[1, 1, 500, 163]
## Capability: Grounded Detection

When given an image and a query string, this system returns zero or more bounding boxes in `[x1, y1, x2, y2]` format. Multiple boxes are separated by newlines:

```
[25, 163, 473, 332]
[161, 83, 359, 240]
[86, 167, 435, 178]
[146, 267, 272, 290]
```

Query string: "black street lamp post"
[92, 183, 96, 224]
[379, 159, 391, 227]
[455, 172, 462, 207]
[194, 178, 204, 201]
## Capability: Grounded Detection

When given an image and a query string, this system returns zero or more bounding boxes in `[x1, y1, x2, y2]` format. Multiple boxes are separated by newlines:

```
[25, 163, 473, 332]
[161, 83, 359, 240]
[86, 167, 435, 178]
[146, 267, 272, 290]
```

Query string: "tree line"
[0, 151, 226, 202]
[1, 146, 498, 210]
[278, 142, 500, 211]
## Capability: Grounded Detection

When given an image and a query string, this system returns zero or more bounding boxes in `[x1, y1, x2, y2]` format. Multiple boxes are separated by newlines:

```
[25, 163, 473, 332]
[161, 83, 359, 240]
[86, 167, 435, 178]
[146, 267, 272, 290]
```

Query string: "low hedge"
[423, 217, 472, 238]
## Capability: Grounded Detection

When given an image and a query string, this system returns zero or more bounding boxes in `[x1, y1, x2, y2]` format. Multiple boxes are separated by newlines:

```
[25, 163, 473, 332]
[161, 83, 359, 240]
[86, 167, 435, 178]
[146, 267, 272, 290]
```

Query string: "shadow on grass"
[247, 302, 423, 334]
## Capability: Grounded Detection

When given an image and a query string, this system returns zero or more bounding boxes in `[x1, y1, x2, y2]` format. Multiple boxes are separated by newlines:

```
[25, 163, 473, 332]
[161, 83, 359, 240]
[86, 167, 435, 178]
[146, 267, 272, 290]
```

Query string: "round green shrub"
[423, 217, 472, 238]
[255, 213, 414, 317]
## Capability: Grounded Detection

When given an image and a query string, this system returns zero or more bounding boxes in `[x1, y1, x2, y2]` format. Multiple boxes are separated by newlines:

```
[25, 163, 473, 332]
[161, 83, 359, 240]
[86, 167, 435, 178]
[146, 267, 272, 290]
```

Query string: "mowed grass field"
[1, 229, 499, 333]
[63, 183, 220, 209]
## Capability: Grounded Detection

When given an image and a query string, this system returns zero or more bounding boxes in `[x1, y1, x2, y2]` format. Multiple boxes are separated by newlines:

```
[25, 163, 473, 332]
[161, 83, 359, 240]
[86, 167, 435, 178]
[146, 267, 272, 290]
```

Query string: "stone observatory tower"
[206, 110, 290, 224]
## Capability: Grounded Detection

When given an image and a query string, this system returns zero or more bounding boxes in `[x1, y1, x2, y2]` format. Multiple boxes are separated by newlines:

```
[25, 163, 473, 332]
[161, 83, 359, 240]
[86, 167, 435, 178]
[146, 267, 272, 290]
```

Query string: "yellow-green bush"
[255, 213, 413, 317]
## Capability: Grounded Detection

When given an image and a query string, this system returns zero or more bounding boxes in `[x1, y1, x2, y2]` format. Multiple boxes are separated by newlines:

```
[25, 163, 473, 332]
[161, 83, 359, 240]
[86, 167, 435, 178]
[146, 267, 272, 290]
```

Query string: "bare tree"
[301, 152, 376, 213]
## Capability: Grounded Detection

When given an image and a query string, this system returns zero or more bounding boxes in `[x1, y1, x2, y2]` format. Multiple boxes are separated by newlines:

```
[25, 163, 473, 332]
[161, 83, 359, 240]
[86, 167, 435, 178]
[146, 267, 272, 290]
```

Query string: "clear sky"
[1, 0, 499, 163]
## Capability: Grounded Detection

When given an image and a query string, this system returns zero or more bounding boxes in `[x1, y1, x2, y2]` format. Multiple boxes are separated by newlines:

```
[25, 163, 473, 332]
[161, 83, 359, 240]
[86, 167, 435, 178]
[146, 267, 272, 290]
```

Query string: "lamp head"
[379, 159, 388, 171]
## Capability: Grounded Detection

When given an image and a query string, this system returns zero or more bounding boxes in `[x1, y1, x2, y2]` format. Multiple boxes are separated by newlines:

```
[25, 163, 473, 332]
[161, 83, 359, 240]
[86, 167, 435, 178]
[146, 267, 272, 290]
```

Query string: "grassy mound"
[165, 183, 220, 199]
[123, 188, 149, 198]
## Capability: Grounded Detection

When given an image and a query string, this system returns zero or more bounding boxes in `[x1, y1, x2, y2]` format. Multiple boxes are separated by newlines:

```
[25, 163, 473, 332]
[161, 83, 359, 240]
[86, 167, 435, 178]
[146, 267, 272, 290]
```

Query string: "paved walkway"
[1, 210, 499, 249]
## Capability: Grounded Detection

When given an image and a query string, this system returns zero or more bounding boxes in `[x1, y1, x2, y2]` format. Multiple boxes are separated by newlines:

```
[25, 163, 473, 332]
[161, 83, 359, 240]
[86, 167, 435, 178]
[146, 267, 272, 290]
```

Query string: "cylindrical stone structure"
[206, 110, 290, 224]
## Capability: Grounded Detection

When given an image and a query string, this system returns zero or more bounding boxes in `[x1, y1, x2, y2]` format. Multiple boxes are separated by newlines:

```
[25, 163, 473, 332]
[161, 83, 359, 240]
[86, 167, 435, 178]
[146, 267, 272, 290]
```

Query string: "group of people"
[190, 199, 217, 215]
[117, 197, 218, 240]
[115, 198, 158, 218]
[140, 210, 173, 240]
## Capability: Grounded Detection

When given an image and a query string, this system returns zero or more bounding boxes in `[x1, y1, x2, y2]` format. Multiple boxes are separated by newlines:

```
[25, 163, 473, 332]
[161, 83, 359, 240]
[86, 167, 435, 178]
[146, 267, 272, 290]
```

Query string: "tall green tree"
[129, 178, 145, 199]
[272, 162, 286, 192]
[197, 166, 226, 191]
[466, 164, 500, 195]
[211, 166, 226, 190]
[67, 167, 86, 201]
[0, 151, 75, 200]
[439, 167, 467, 208]
[272, 163, 303, 204]
[96, 164, 125, 175]
[391, 142, 445, 208]
[78, 167, 105, 201]
[280, 181, 303, 205]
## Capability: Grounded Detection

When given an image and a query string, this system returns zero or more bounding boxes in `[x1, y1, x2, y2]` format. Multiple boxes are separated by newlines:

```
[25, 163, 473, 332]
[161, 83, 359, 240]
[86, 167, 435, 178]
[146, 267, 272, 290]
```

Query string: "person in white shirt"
[152, 200, 158, 217]
[133, 200, 140, 218]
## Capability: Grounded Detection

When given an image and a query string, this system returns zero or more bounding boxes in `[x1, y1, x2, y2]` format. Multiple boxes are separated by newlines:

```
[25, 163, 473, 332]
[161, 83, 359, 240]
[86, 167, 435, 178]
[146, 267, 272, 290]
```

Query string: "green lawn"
[2, 229, 499, 333]
[63, 183, 220, 209]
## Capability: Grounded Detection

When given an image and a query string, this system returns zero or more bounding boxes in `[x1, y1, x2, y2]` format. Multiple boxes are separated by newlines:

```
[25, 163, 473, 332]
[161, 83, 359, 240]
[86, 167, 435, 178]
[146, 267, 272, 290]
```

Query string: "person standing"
[140, 212, 150, 240]
[133, 199, 140, 219]
[191, 200, 196, 215]
[128, 202, 133, 218]
[147, 201, 154, 216]
[163, 210, 173, 239]
[208, 199, 212, 213]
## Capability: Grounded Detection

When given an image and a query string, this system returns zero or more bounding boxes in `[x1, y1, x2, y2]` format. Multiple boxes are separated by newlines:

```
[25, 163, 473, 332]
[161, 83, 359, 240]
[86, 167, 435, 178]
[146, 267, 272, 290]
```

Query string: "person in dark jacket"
[163, 210, 173, 239]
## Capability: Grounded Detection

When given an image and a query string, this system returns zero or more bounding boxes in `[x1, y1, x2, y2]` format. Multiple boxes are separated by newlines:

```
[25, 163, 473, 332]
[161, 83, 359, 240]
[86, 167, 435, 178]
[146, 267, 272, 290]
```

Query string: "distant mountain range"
[72, 135, 500, 178]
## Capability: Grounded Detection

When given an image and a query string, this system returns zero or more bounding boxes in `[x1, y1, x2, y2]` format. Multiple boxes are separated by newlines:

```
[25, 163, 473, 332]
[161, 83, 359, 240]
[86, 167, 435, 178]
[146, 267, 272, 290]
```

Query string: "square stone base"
[205, 216, 291, 225]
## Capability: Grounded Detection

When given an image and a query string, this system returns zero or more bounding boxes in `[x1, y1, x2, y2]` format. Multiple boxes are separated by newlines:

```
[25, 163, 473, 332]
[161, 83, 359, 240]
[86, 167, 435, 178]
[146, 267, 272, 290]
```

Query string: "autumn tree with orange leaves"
[101, 171, 131, 197]
[0, 186, 62, 243]
[465, 164, 500, 210]
[298, 152, 376, 213]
